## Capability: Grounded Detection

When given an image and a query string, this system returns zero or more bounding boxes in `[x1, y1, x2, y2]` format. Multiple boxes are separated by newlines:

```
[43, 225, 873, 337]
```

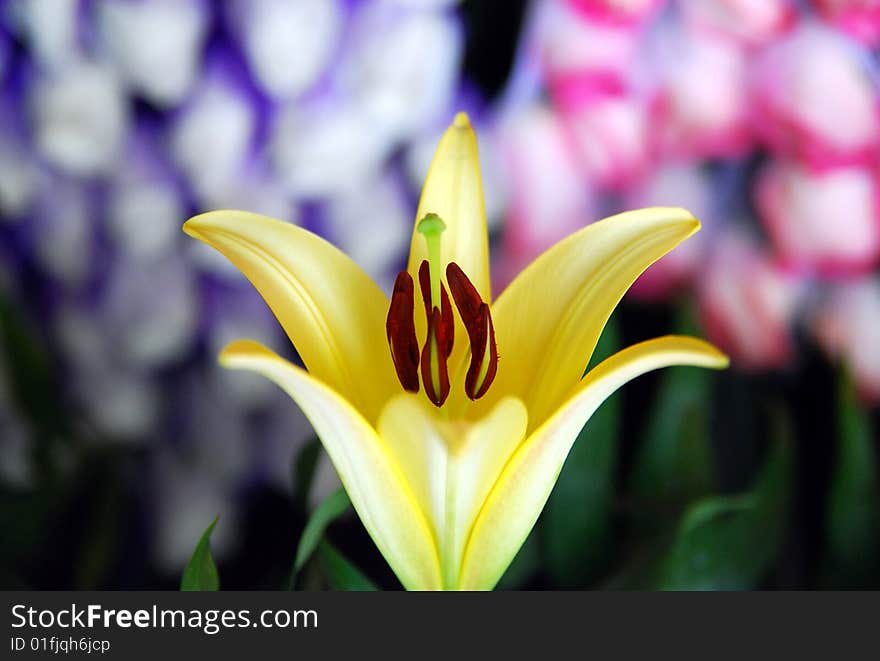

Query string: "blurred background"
[0, 0, 878, 590]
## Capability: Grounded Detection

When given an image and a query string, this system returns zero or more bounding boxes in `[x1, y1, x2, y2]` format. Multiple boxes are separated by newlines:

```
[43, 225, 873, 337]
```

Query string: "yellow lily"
[183, 112, 728, 590]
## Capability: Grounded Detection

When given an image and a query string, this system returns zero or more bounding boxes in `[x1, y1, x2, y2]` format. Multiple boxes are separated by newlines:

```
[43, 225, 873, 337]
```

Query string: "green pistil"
[417, 213, 446, 308]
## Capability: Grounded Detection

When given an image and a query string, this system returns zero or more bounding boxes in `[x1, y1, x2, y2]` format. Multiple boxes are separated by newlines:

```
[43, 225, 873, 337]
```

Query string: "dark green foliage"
[825, 372, 880, 586]
[654, 436, 792, 590]
[180, 517, 220, 591]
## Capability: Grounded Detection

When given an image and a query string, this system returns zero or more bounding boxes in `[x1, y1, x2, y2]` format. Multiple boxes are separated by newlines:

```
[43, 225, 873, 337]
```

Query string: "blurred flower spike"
[183, 113, 728, 590]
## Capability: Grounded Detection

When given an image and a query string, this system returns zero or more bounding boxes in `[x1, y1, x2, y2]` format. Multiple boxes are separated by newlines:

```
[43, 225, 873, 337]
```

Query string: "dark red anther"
[386, 270, 420, 392]
[417, 260, 454, 407]
[421, 306, 452, 407]
[418, 260, 432, 317]
[418, 260, 453, 357]
[466, 304, 498, 399]
[446, 263, 498, 400]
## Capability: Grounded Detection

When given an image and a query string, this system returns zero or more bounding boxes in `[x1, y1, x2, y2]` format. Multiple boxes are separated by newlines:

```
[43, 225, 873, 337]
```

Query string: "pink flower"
[564, 0, 667, 27]
[813, 0, 880, 48]
[755, 160, 880, 275]
[813, 277, 880, 403]
[698, 232, 803, 370]
[653, 28, 753, 159]
[496, 103, 594, 289]
[557, 91, 658, 191]
[750, 23, 880, 169]
[679, 0, 796, 46]
[627, 166, 713, 300]
[536, 0, 642, 103]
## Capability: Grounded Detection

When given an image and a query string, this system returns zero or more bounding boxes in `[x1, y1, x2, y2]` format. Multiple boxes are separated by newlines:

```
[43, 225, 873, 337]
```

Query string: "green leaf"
[631, 302, 714, 519]
[0, 487, 56, 582]
[0, 294, 67, 481]
[654, 429, 792, 590]
[0, 295, 55, 426]
[294, 489, 351, 574]
[542, 316, 620, 586]
[630, 366, 714, 515]
[292, 438, 322, 511]
[317, 541, 377, 591]
[74, 453, 125, 589]
[826, 371, 880, 585]
[180, 516, 220, 591]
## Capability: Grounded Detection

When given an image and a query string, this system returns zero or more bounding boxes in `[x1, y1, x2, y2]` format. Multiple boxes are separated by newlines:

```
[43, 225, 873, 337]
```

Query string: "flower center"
[386, 214, 498, 407]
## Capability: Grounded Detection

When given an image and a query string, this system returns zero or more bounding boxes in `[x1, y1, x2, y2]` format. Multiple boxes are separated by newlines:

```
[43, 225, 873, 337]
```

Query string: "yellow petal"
[220, 340, 442, 590]
[488, 207, 701, 430]
[184, 210, 398, 423]
[459, 336, 728, 590]
[378, 393, 528, 589]
[407, 113, 491, 302]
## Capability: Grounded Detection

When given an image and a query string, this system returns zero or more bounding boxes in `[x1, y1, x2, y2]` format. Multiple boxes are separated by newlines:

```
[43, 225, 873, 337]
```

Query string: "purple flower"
[29, 59, 129, 177]
[95, 0, 210, 108]
[226, 0, 344, 100]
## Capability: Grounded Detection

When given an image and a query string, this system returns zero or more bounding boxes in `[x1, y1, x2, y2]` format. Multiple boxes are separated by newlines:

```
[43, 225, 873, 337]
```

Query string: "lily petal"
[489, 207, 701, 429]
[459, 335, 728, 590]
[407, 113, 491, 303]
[379, 393, 528, 589]
[220, 340, 442, 590]
[184, 210, 398, 423]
